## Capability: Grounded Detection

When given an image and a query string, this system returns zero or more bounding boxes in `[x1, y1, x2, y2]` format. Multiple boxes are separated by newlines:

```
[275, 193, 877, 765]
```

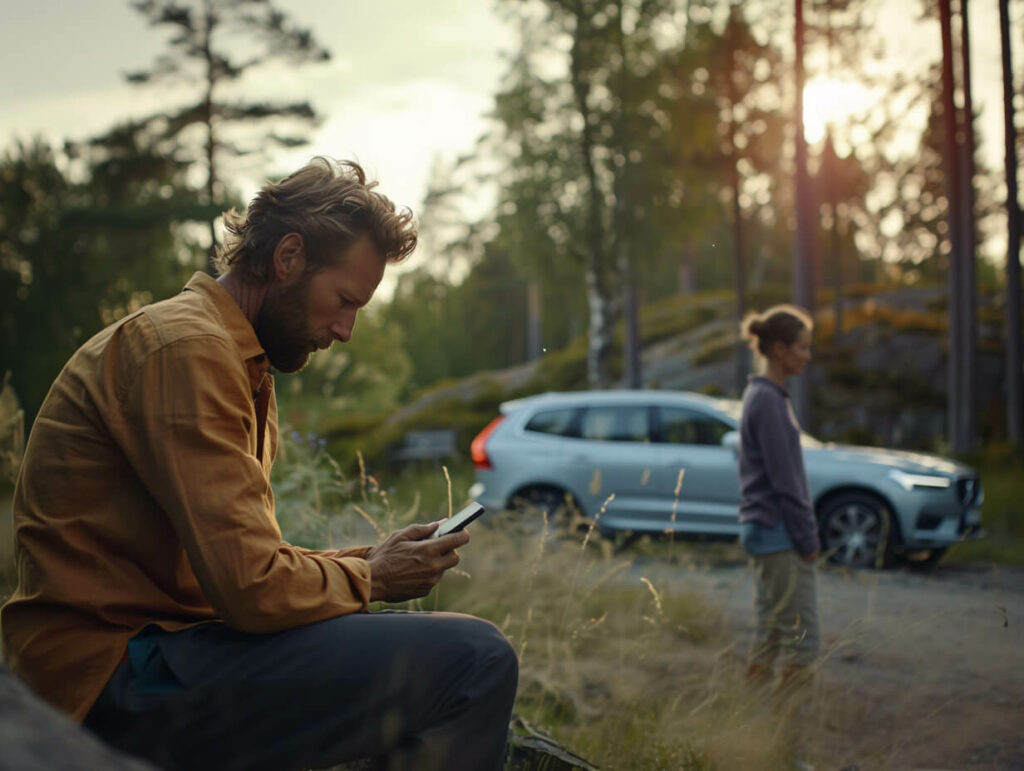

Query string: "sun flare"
[802, 77, 875, 144]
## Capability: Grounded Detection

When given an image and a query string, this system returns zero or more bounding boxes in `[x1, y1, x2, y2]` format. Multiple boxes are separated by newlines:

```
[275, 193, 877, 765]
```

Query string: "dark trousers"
[84, 611, 518, 771]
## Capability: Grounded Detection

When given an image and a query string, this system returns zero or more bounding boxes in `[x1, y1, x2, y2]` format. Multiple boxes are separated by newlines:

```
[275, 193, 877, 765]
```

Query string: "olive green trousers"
[749, 551, 820, 669]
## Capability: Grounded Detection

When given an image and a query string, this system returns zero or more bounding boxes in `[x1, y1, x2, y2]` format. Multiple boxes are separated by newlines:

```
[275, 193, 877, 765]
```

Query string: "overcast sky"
[0, 1, 1017, 265]
[0, 0, 513, 216]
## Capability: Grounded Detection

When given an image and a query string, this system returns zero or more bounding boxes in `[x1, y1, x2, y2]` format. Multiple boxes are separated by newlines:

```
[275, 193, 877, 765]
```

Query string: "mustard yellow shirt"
[1, 273, 372, 721]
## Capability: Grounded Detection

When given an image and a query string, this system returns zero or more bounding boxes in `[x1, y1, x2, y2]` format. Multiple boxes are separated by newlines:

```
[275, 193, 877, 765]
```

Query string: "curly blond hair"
[215, 157, 417, 282]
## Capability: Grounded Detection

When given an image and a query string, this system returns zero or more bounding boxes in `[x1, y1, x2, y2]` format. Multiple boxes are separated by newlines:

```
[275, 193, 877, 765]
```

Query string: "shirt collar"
[750, 375, 790, 399]
[182, 272, 267, 364]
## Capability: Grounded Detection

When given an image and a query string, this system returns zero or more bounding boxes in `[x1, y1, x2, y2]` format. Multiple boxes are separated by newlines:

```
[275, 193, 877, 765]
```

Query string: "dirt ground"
[630, 556, 1024, 770]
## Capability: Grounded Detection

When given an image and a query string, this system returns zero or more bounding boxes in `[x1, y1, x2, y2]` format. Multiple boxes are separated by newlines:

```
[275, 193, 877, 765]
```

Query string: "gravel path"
[628, 557, 1024, 770]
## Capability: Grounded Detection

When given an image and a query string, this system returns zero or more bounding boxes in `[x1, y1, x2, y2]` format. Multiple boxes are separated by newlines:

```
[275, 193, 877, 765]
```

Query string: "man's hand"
[365, 522, 469, 603]
[800, 550, 819, 564]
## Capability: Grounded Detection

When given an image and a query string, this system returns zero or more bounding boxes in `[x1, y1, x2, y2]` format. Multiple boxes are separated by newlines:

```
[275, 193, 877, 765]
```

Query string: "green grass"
[943, 446, 1024, 564]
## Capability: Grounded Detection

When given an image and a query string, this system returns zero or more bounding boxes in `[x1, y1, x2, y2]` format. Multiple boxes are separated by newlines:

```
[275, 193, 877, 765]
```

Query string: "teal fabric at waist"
[739, 519, 796, 555]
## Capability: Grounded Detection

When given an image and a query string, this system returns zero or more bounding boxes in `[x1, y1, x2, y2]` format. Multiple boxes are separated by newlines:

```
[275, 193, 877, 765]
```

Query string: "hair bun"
[748, 319, 764, 336]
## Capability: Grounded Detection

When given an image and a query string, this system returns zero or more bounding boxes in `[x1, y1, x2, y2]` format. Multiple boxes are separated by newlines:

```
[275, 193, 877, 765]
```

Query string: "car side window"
[579, 405, 651, 442]
[524, 408, 579, 437]
[655, 406, 731, 446]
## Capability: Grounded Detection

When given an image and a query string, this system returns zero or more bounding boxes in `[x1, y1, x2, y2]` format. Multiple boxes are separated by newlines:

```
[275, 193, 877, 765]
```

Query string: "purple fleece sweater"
[737, 376, 820, 556]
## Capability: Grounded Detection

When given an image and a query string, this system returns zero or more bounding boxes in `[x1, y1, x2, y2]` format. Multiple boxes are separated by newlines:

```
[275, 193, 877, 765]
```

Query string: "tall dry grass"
[2, 422, 1018, 767]
[0, 372, 22, 607]
[434, 524, 816, 770]
[272, 435, 822, 770]
[0, 502, 13, 607]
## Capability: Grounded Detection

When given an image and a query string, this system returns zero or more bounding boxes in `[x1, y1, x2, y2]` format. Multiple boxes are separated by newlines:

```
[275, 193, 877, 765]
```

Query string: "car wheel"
[509, 486, 591, 536]
[818, 492, 897, 569]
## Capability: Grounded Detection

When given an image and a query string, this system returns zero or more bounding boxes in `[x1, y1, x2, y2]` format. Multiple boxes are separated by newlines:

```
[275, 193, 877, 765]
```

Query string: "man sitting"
[1, 158, 518, 771]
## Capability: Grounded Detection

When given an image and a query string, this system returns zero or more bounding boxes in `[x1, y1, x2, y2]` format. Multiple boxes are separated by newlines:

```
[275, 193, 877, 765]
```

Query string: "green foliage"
[872, 66, 1000, 277]
[0, 136, 207, 424]
[271, 428, 358, 549]
[123, 0, 331, 210]
[526, 338, 590, 395]
[691, 339, 735, 368]
[375, 0, 1001, 407]
[381, 254, 536, 396]
[277, 305, 413, 424]
[270, 431, 478, 551]
[638, 298, 724, 347]
[944, 446, 1024, 564]
[458, 0, 770, 387]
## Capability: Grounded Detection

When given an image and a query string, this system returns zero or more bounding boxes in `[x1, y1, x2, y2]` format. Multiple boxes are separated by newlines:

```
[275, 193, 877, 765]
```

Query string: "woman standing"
[737, 305, 820, 688]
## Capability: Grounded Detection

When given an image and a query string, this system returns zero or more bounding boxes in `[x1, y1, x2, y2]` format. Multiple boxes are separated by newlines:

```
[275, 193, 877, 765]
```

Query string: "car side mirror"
[721, 431, 739, 452]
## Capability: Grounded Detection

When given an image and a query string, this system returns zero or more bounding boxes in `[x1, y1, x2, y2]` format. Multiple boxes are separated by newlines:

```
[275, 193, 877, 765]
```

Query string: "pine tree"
[121, 0, 330, 268]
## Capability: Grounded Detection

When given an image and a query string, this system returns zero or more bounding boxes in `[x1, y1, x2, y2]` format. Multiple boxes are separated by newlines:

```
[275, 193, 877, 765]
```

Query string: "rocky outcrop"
[0, 663, 156, 771]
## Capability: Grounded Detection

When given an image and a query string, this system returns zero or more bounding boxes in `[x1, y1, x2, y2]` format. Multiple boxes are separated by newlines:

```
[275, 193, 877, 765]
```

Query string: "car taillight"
[471, 416, 504, 470]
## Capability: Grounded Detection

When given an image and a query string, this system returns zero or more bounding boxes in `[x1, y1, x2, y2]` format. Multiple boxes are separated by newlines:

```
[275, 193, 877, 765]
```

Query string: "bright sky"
[0, 0, 1016, 274]
[0, 0, 511, 216]
[801, 2, 1009, 164]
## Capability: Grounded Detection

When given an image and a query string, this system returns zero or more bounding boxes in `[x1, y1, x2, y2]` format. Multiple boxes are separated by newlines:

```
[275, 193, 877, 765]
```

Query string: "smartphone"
[433, 501, 486, 538]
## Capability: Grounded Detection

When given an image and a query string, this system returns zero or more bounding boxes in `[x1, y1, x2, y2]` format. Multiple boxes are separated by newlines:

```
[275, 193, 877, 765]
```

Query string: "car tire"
[509, 486, 591, 536]
[818, 491, 898, 569]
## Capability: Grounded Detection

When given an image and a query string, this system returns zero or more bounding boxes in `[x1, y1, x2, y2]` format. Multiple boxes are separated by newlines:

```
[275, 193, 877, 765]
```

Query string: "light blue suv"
[468, 390, 984, 568]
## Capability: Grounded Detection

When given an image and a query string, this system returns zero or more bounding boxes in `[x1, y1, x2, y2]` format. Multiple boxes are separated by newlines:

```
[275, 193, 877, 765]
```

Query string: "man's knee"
[446, 615, 518, 700]
[464, 615, 518, 670]
[484, 621, 518, 696]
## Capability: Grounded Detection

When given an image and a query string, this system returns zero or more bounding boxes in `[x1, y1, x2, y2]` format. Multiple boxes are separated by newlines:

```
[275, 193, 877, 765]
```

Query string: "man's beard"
[254, 274, 316, 373]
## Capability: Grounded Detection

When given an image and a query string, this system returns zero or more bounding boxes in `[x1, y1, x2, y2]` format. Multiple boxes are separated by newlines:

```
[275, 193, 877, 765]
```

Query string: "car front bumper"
[900, 500, 984, 549]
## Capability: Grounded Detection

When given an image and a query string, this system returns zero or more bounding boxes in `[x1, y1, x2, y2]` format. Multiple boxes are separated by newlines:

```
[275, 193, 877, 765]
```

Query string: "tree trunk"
[999, 0, 1022, 446]
[730, 157, 747, 396]
[622, 277, 640, 388]
[819, 136, 844, 341]
[527, 280, 543, 362]
[581, 184, 615, 394]
[584, 265, 615, 389]
[792, 0, 815, 428]
[615, 0, 641, 389]
[727, 25, 747, 397]
[832, 205, 843, 342]
[939, 0, 965, 452]
[825, 16, 842, 342]
[571, 1, 615, 389]
[203, 0, 219, 275]
[956, 0, 977, 450]
[679, 238, 696, 295]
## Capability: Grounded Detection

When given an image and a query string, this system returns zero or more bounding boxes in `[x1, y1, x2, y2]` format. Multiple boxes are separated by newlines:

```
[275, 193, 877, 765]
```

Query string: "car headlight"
[887, 469, 953, 491]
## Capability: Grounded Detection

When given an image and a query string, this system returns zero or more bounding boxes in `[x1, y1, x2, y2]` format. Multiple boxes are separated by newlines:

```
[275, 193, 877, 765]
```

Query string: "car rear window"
[524, 408, 579, 437]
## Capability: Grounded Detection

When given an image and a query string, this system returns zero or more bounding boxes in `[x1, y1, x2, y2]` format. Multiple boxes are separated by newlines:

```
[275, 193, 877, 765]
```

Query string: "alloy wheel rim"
[826, 503, 883, 567]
